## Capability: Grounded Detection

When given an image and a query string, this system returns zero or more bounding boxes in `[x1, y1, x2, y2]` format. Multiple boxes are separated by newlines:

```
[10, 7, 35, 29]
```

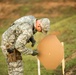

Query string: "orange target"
[37, 35, 64, 70]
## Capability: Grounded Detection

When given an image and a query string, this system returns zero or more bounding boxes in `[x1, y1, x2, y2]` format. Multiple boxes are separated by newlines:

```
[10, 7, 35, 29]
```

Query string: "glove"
[32, 49, 38, 56]
[29, 36, 36, 47]
[31, 40, 36, 47]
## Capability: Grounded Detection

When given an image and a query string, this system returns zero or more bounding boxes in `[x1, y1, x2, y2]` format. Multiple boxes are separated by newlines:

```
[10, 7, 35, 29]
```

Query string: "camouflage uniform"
[1, 15, 37, 75]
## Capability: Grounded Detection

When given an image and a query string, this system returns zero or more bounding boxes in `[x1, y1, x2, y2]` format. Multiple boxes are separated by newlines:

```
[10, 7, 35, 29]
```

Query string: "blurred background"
[0, 0, 76, 75]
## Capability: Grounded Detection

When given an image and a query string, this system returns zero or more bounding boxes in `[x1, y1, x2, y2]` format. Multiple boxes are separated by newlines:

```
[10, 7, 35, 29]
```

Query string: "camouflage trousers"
[7, 60, 23, 75]
[1, 46, 23, 75]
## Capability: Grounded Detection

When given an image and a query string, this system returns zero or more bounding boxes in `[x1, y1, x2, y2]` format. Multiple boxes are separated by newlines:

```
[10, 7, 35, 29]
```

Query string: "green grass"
[66, 58, 76, 70]
[23, 55, 55, 75]
[51, 15, 76, 58]
[0, 49, 8, 75]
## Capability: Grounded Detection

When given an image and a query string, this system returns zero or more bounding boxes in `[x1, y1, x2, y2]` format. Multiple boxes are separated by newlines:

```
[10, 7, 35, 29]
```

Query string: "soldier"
[1, 15, 50, 75]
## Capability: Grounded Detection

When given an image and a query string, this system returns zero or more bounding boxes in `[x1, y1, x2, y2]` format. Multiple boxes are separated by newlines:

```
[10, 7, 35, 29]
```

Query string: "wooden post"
[37, 59, 41, 75]
[61, 42, 65, 75]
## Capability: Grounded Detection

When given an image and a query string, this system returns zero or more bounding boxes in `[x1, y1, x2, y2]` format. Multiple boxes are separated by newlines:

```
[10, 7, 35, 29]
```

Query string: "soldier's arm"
[15, 29, 33, 55]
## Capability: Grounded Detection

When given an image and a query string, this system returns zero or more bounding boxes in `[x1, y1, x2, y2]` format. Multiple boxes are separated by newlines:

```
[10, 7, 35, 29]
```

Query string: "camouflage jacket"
[1, 15, 37, 55]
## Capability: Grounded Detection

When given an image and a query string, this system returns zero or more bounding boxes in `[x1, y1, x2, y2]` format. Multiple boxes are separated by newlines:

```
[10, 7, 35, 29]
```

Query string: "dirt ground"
[0, 2, 76, 19]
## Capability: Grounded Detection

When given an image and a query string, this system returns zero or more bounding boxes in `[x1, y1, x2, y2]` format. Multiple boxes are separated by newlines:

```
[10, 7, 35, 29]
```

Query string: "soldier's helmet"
[39, 18, 50, 34]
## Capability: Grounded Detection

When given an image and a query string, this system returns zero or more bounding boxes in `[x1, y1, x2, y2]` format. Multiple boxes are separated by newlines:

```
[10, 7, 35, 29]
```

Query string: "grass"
[66, 58, 76, 70]
[0, 50, 8, 75]
[51, 15, 76, 58]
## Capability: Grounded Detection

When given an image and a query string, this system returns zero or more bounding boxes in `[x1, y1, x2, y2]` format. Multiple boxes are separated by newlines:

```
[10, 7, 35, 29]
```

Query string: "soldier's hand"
[32, 49, 38, 56]
[31, 40, 36, 47]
